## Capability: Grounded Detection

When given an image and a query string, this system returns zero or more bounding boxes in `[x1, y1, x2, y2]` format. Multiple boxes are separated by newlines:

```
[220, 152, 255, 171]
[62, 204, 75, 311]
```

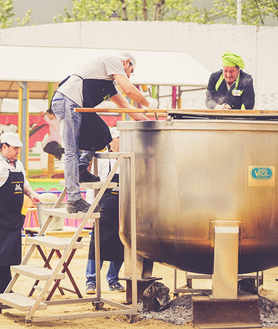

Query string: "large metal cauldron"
[118, 116, 278, 275]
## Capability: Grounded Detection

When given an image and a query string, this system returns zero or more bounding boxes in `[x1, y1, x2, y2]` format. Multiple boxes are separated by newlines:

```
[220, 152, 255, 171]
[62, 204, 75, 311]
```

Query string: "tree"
[211, 0, 278, 25]
[53, 0, 211, 23]
[0, 0, 32, 28]
[0, 0, 13, 28]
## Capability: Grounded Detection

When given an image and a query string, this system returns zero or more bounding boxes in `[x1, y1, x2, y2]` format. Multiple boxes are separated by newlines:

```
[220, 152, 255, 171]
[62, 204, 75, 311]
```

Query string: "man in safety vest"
[205, 51, 255, 110]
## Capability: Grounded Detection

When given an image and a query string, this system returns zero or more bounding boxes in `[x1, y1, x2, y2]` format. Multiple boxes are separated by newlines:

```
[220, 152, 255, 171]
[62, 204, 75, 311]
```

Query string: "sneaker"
[66, 198, 90, 213]
[109, 282, 125, 292]
[79, 166, 100, 183]
[85, 283, 96, 294]
[66, 198, 102, 214]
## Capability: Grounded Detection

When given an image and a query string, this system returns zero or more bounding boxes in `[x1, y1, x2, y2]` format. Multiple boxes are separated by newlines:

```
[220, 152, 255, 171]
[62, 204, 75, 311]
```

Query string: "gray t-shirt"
[58, 54, 126, 107]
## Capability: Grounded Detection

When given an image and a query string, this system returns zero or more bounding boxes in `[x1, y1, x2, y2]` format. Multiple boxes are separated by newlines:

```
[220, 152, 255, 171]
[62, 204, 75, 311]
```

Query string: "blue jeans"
[51, 93, 95, 201]
[86, 259, 123, 286]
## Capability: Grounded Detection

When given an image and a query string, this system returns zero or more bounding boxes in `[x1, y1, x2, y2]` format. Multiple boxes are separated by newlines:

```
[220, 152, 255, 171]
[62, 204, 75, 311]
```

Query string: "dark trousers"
[0, 266, 12, 293]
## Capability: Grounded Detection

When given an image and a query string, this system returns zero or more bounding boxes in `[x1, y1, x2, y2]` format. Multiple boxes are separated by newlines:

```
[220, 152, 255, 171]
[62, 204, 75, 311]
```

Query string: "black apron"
[54, 77, 117, 152]
[79, 79, 117, 152]
[0, 170, 24, 266]
[88, 165, 124, 262]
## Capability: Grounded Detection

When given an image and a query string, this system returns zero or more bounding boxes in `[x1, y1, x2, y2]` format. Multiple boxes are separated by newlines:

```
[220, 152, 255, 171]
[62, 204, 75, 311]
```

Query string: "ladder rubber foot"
[93, 302, 104, 310]
[130, 314, 139, 323]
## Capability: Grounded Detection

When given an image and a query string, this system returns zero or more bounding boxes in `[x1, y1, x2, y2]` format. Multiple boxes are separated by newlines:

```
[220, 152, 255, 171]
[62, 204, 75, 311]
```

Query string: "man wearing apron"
[0, 132, 41, 293]
[85, 127, 125, 293]
[51, 52, 157, 214]
[205, 51, 255, 110]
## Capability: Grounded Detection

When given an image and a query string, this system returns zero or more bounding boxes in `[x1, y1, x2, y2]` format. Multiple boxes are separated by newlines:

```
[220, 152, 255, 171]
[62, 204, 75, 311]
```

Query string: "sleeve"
[19, 162, 30, 188]
[42, 114, 50, 124]
[0, 163, 9, 187]
[241, 78, 255, 110]
[205, 73, 218, 109]
[103, 57, 126, 77]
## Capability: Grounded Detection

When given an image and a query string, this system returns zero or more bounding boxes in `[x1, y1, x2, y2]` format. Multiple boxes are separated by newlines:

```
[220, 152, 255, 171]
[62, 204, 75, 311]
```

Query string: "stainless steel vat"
[118, 117, 278, 274]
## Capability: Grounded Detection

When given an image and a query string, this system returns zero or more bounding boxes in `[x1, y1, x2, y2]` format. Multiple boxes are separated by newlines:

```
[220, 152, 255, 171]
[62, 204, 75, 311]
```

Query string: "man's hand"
[147, 97, 158, 109]
[25, 187, 42, 204]
[29, 192, 42, 204]
[214, 103, 231, 110]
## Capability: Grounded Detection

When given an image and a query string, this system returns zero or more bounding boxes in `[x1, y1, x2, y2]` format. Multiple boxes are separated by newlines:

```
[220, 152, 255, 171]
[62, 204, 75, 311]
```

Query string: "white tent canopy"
[0, 46, 211, 89]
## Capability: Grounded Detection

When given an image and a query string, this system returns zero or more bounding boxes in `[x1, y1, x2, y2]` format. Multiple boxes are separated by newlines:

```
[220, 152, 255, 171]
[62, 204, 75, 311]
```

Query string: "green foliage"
[53, 0, 212, 23]
[212, 0, 278, 25]
[0, 0, 33, 28]
[15, 9, 32, 27]
[0, 0, 14, 28]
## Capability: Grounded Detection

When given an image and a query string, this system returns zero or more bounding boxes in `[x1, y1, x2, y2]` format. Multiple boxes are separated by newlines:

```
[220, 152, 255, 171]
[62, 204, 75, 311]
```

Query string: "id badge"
[232, 89, 241, 96]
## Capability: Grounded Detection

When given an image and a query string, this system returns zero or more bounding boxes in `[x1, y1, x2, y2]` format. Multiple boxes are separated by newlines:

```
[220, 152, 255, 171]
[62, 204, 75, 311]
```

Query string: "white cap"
[110, 127, 119, 139]
[118, 51, 136, 70]
[0, 132, 23, 147]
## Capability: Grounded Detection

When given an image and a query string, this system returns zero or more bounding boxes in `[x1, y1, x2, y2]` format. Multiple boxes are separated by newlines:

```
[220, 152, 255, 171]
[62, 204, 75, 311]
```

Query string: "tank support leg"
[212, 222, 239, 299]
[193, 221, 261, 328]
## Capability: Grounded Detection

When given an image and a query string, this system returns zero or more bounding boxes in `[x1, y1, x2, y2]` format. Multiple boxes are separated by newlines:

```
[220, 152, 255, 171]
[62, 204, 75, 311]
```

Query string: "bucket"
[36, 202, 66, 231]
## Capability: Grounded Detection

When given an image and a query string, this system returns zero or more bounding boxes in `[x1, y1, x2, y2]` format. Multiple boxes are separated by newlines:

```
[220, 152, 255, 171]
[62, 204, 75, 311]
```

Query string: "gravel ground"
[138, 293, 278, 327]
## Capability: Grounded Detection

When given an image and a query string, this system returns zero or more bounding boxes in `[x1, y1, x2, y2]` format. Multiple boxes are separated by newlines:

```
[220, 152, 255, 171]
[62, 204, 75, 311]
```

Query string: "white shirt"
[86, 152, 118, 204]
[58, 55, 125, 107]
[0, 156, 30, 188]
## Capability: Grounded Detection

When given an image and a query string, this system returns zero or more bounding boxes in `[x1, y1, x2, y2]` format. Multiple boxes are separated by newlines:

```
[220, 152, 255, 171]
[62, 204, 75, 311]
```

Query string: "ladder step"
[59, 180, 117, 189]
[0, 293, 47, 311]
[43, 208, 101, 219]
[95, 152, 121, 159]
[11, 264, 65, 280]
[32, 285, 51, 294]
[27, 236, 83, 249]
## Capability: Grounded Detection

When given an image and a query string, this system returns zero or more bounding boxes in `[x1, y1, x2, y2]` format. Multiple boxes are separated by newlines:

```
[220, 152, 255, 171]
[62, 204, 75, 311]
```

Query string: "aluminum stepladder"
[0, 152, 138, 326]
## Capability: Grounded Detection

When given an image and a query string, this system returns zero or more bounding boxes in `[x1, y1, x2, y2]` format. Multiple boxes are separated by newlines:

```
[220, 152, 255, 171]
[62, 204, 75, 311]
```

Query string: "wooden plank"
[75, 108, 278, 116]
[32, 309, 135, 322]
[11, 265, 65, 280]
[25, 226, 89, 238]
[43, 208, 100, 219]
[75, 108, 168, 113]
[27, 236, 83, 249]
[0, 293, 47, 311]
[59, 181, 117, 189]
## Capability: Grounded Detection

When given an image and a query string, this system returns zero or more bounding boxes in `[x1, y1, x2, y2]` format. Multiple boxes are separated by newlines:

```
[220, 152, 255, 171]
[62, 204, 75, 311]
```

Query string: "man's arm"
[241, 78, 255, 110]
[113, 74, 150, 108]
[110, 94, 150, 121]
[24, 185, 41, 204]
[205, 73, 220, 109]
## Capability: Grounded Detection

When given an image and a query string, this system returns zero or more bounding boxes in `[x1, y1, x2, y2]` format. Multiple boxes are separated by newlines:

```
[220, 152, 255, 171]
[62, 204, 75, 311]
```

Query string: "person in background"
[40, 109, 64, 161]
[85, 127, 124, 293]
[205, 51, 255, 110]
[51, 52, 157, 214]
[0, 132, 41, 293]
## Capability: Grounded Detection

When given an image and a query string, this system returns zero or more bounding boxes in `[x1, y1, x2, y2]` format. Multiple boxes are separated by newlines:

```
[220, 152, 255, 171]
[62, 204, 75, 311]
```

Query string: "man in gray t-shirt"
[51, 52, 156, 214]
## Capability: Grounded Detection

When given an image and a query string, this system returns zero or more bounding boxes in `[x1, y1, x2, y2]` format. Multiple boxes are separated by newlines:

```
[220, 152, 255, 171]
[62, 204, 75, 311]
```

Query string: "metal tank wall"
[118, 119, 278, 275]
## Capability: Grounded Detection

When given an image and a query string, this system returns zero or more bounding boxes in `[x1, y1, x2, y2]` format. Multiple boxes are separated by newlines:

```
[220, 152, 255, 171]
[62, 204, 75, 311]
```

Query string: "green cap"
[222, 51, 245, 69]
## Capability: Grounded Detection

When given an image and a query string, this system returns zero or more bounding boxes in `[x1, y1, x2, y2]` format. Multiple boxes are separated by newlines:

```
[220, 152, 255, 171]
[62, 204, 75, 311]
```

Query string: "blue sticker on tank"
[251, 167, 273, 180]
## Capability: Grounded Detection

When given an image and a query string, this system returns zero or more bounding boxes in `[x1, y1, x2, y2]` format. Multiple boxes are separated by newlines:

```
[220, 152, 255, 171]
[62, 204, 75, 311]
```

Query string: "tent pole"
[172, 86, 177, 109]
[18, 86, 23, 162]
[21, 82, 29, 175]
[48, 82, 53, 107]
